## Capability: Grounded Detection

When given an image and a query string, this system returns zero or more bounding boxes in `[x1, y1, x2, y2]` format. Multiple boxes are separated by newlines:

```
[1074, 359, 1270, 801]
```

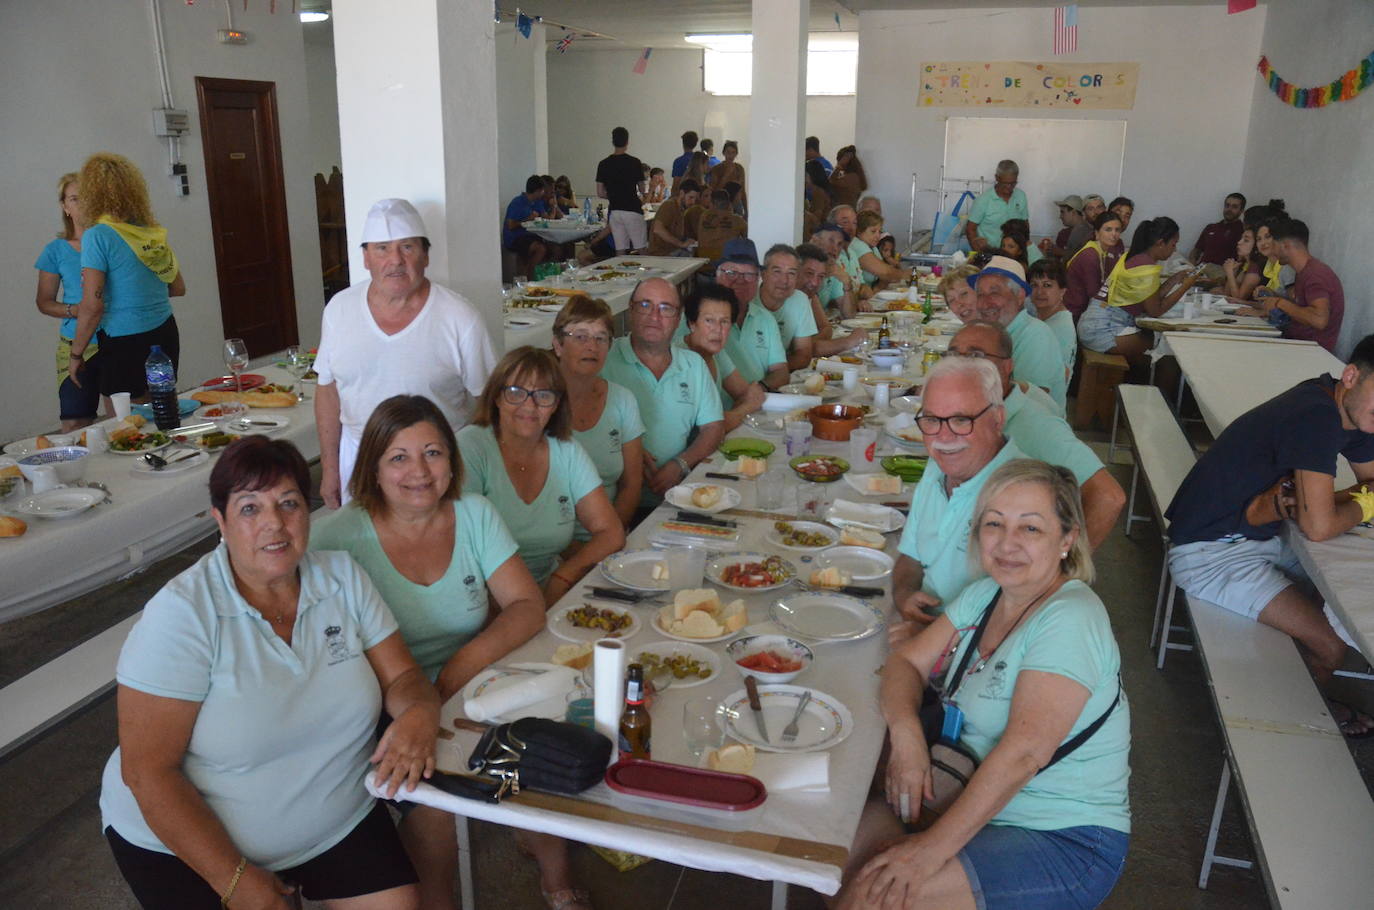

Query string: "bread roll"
[840, 527, 886, 549]
[707, 743, 756, 773]
[672, 588, 721, 620]
[672, 609, 725, 639]
[737, 456, 768, 477]
[551, 642, 594, 670]
[0, 516, 28, 538]
[720, 599, 748, 633]
[0, 464, 20, 481]
[35, 435, 54, 450]
[802, 373, 826, 394]
[690, 485, 722, 509]
[809, 566, 851, 588]
[865, 474, 902, 494]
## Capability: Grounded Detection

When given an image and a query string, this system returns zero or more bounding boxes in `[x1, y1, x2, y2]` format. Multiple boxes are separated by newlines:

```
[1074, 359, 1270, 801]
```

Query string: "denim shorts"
[957, 824, 1128, 910]
[1076, 302, 1137, 353]
[1168, 535, 1307, 620]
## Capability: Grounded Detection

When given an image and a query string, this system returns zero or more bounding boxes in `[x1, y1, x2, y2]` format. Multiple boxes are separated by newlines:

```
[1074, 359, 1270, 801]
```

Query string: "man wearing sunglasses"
[600, 277, 724, 500]
[949, 322, 1125, 549]
[889, 356, 1024, 642]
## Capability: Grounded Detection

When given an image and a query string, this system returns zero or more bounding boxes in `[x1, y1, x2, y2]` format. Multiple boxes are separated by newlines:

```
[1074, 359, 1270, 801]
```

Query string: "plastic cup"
[756, 470, 785, 511]
[872, 382, 892, 411]
[796, 484, 832, 520]
[683, 698, 725, 761]
[784, 420, 812, 457]
[110, 392, 132, 421]
[29, 464, 60, 494]
[850, 427, 878, 470]
[663, 546, 706, 589]
[565, 691, 596, 729]
[84, 425, 109, 453]
[842, 367, 859, 392]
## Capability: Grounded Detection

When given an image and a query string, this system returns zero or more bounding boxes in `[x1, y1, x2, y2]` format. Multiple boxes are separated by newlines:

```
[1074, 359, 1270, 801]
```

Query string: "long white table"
[0, 363, 319, 622]
[379, 419, 921, 901]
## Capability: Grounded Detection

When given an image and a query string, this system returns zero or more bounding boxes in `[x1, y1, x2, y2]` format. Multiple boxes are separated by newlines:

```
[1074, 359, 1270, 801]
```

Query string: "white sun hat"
[360, 198, 428, 244]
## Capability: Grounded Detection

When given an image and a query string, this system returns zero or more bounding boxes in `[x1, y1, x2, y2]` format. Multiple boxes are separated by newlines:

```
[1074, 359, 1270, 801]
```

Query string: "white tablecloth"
[522, 219, 604, 244]
[382, 419, 917, 896]
[0, 363, 319, 622]
[1286, 526, 1374, 664]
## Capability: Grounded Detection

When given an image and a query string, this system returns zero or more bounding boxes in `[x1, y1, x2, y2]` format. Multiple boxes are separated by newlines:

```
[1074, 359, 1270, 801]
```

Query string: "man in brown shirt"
[647, 179, 701, 257]
[688, 189, 748, 263]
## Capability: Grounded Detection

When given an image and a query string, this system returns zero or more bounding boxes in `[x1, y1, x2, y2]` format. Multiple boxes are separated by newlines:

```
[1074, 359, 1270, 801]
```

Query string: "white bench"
[1187, 595, 1374, 904]
[1108, 384, 1198, 668]
[0, 612, 138, 758]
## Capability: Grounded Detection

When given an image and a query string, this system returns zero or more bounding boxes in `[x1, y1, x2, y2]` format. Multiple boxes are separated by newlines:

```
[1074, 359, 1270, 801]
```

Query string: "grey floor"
[2, 434, 1371, 909]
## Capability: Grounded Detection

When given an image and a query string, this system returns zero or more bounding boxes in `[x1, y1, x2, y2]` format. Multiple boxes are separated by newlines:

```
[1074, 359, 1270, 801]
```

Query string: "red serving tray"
[605, 759, 766, 812]
[200, 373, 266, 392]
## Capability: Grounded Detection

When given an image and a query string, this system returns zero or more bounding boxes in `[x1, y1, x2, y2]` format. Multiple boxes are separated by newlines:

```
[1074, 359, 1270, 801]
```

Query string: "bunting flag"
[1227, 0, 1257, 12]
[1258, 51, 1374, 108]
[834, 12, 841, 29]
[632, 47, 652, 75]
[556, 32, 575, 54]
[516, 11, 533, 38]
[1053, 5, 1078, 56]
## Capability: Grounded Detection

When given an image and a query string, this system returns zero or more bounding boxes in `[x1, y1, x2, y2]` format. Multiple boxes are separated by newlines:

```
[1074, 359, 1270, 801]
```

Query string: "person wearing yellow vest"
[1076, 216, 1197, 370]
[1227, 217, 1285, 301]
[1063, 211, 1125, 322]
[66, 153, 186, 402]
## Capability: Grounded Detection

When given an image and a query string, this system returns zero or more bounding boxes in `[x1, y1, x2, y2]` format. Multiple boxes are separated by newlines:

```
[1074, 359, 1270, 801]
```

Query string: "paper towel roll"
[761, 392, 822, 413]
[463, 666, 577, 722]
[593, 638, 628, 744]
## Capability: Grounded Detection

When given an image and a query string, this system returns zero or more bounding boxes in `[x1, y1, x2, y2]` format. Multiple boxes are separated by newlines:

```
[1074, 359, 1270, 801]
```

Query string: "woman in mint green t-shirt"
[842, 460, 1130, 910]
[310, 394, 546, 910]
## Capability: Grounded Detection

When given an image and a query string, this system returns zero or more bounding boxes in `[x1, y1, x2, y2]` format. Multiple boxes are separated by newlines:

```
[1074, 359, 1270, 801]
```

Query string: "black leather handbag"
[431, 718, 612, 804]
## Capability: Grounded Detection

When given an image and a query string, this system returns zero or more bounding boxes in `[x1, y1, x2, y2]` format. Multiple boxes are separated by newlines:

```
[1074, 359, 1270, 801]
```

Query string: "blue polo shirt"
[1008, 310, 1068, 413]
[897, 438, 1025, 607]
[671, 152, 694, 178]
[503, 193, 549, 250]
[600, 337, 722, 465]
[100, 546, 397, 870]
[969, 187, 1030, 246]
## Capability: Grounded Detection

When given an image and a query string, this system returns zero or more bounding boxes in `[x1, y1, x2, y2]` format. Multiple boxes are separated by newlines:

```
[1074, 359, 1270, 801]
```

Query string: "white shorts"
[1167, 535, 1309, 620]
[609, 210, 648, 253]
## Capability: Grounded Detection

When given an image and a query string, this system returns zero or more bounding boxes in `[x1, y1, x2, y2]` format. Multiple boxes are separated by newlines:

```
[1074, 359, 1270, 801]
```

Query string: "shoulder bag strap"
[1040, 672, 1123, 773]
[942, 588, 1001, 702]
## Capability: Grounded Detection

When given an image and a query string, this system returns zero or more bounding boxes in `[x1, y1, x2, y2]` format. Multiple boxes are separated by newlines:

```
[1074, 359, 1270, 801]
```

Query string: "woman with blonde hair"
[938, 264, 982, 324]
[66, 152, 186, 402]
[840, 458, 1130, 910]
[35, 172, 101, 430]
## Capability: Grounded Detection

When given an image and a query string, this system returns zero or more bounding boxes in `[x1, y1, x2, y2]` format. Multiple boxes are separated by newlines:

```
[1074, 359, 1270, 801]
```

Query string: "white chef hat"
[360, 198, 428, 244]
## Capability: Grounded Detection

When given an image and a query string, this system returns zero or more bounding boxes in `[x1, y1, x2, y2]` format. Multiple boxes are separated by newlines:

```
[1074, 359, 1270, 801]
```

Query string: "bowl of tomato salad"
[726, 634, 814, 684]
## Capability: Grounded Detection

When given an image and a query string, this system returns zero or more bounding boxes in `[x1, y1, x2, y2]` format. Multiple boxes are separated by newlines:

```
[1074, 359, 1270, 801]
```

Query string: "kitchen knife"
[744, 675, 770, 743]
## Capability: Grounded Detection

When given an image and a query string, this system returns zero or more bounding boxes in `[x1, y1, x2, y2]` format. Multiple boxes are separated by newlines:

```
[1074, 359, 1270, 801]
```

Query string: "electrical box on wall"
[217, 28, 249, 45]
[152, 109, 190, 137]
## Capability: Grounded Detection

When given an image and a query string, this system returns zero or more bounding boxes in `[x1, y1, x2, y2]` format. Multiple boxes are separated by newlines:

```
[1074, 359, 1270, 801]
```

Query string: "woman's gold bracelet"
[221, 856, 247, 908]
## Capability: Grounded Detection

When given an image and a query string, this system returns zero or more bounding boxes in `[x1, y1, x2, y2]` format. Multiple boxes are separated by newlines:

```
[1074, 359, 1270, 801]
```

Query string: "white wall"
[0, 0, 325, 441]
[1242, 0, 1374, 356]
[856, 6, 1266, 246]
[303, 20, 342, 178]
[546, 48, 855, 208]
[495, 22, 549, 215]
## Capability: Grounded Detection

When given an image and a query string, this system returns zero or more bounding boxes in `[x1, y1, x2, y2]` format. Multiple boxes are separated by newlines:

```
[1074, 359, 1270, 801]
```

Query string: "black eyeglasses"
[716, 267, 758, 282]
[947, 349, 1009, 362]
[632, 300, 680, 317]
[502, 386, 560, 408]
[915, 403, 994, 436]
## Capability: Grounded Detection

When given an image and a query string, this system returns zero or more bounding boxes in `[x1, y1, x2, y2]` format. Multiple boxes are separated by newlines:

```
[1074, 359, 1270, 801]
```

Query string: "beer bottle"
[618, 664, 652, 761]
[876, 315, 893, 350]
[922, 288, 934, 324]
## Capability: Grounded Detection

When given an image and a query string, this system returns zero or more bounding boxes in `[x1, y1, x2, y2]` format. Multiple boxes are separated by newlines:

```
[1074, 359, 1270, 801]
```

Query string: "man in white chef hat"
[314, 198, 497, 508]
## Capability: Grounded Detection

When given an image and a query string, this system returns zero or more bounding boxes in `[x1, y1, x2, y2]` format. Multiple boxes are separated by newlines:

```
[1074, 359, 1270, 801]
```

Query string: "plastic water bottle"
[144, 345, 179, 431]
[583, 197, 592, 222]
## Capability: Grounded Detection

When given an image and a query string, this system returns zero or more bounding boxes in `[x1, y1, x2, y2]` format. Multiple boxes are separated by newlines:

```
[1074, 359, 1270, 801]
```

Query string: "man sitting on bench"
[1164, 333, 1374, 737]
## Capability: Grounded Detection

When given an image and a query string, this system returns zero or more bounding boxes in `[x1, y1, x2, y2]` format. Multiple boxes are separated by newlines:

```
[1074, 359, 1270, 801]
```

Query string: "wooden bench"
[1187, 595, 1374, 904]
[1108, 384, 1199, 668]
[1073, 350, 1129, 430]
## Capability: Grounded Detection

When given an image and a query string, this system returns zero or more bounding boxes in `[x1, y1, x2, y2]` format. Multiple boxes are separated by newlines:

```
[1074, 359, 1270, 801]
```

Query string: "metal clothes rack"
[906, 166, 987, 251]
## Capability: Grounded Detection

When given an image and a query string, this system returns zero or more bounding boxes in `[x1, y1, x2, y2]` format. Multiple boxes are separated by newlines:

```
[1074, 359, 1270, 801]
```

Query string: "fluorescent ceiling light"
[686, 32, 857, 52]
[300, 11, 330, 23]
[685, 33, 753, 52]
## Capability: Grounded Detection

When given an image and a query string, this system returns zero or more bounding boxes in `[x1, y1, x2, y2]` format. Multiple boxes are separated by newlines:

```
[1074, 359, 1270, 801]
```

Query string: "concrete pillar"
[748, 0, 809, 248]
[332, 0, 504, 350]
[496, 22, 550, 208]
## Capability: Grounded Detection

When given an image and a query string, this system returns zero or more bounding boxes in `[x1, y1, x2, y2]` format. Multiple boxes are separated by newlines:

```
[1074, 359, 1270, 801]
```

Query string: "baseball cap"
[719, 238, 761, 268]
[1054, 194, 1085, 213]
[360, 198, 428, 244]
[971, 255, 1030, 294]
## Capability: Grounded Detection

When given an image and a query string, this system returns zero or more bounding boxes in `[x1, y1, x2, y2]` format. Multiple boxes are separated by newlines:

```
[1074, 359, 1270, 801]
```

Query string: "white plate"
[812, 546, 894, 581]
[841, 472, 906, 498]
[631, 641, 721, 688]
[874, 289, 909, 301]
[826, 499, 907, 533]
[600, 548, 670, 592]
[536, 303, 565, 314]
[664, 482, 742, 515]
[461, 662, 570, 723]
[226, 415, 291, 433]
[890, 394, 923, 416]
[705, 552, 798, 593]
[108, 435, 176, 455]
[780, 381, 842, 401]
[547, 602, 641, 643]
[4, 435, 79, 458]
[770, 592, 885, 642]
[131, 451, 209, 475]
[842, 316, 884, 330]
[764, 520, 840, 552]
[719, 684, 854, 753]
[651, 607, 741, 644]
[12, 487, 105, 519]
[884, 412, 927, 451]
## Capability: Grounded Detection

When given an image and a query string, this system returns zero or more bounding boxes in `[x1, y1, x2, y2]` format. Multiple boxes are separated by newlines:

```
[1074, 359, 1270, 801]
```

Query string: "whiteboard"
[942, 117, 1126, 241]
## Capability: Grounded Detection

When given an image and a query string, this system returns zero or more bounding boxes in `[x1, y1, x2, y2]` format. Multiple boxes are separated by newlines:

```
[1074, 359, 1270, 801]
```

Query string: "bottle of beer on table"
[876, 315, 893, 350]
[618, 664, 651, 761]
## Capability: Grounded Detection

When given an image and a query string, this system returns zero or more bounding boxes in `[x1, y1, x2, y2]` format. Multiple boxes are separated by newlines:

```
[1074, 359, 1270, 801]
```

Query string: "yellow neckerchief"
[96, 216, 179, 284]
[1262, 257, 1282, 291]
[1066, 239, 1104, 272]
[1104, 255, 1161, 308]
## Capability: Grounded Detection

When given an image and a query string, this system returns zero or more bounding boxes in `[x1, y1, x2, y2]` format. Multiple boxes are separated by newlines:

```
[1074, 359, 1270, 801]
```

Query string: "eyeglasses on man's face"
[502, 385, 560, 408]
[632, 299, 680, 318]
[717, 267, 759, 283]
[947, 348, 1009, 362]
[915, 403, 994, 436]
[560, 330, 611, 347]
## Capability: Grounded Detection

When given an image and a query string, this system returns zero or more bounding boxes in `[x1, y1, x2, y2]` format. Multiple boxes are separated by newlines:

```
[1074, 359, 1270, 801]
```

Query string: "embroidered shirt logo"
[324, 624, 357, 665]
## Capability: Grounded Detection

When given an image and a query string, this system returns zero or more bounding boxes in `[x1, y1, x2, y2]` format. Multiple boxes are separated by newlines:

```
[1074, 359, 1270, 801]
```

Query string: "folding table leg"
[1108, 392, 1123, 463]
[1198, 762, 1231, 889]
[771, 880, 788, 910]
[1156, 582, 1179, 670]
[1150, 555, 1170, 649]
[455, 815, 475, 910]
[1124, 462, 1142, 537]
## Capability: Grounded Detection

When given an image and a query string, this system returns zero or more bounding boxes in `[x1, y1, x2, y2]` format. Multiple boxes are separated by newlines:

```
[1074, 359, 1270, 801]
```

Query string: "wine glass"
[683, 698, 725, 763]
[223, 338, 249, 393]
[284, 345, 309, 402]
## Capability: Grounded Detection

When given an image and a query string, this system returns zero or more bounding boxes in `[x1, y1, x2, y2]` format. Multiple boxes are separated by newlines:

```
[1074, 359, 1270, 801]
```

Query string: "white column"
[748, 0, 809, 248]
[495, 22, 550, 207]
[333, 0, 505, 350]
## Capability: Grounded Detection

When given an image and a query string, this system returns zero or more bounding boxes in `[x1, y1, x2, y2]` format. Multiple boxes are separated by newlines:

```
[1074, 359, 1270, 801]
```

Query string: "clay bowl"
[808, 404, 864, 441]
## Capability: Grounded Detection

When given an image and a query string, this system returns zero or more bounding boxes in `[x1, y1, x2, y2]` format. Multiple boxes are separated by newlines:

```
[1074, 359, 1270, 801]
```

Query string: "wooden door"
[196, 77, 299, 356]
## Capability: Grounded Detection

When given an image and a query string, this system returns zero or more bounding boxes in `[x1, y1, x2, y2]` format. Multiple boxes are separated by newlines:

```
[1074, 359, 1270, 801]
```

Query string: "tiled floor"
[1, 443, 1368, 909]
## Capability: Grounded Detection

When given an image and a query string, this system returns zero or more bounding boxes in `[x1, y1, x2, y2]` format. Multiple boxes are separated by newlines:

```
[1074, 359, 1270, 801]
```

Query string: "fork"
[780, 690, 812, 743]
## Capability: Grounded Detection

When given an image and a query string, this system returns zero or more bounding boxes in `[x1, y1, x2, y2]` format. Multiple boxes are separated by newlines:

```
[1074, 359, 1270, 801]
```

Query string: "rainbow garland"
[1257, 51, 1374, 108]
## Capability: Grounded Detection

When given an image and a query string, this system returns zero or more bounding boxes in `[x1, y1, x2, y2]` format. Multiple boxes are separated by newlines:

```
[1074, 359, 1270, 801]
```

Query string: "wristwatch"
[673, 456, 691, 476]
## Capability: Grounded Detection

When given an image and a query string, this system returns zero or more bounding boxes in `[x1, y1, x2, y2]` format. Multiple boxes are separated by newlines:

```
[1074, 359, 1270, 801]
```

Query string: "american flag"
[556, 33, 575, 54]
[1053, 5, 1078, 56]
[632, 47, 653, 75]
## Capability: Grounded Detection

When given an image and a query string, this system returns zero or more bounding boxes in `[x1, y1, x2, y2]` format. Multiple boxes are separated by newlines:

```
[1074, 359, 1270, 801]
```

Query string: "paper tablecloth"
[1286, 525, 1374, 663]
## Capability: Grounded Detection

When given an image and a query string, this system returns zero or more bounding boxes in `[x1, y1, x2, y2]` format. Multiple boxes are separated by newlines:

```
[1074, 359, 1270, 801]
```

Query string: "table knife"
[675, 510, 737, 527]
[704, 472, 740, 481]
[744, 675, 770, 743]
[588, 586, 645, 604]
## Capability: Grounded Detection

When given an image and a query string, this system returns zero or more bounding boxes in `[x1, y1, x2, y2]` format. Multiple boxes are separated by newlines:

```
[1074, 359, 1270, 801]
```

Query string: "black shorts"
[105, 801, 416, 909]
[94, 315, 180, 398]
[508, 233, 545, 257]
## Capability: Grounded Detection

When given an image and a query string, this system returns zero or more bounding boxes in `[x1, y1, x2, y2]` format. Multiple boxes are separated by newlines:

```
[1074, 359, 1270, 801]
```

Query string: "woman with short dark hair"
[681, 283, 764, 431]
[1027, 258, 1075, 380]
[829, 145, 869, 209]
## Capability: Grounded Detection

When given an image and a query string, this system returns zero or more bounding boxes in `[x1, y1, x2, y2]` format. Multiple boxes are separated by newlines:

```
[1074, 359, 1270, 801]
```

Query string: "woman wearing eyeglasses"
[457, 346, 624, 607]
[551, 296, 645, 541]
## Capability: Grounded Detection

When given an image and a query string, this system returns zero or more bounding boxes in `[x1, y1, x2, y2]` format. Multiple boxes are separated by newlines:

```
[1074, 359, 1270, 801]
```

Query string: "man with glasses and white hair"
[315, 197, 496, 508]
[711, 239, 790, 391]
[973, 255, 1069, 412]
[966, 159, 1029, 253]
[600, 277, 724, 497]
[890, 356, 1025, 641]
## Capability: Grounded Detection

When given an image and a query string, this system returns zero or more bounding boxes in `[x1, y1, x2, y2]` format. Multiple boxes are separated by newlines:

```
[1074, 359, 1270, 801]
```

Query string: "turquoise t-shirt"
[838, 242, 862, 284]
[572, 381, 645, 540]
[760, 291, 819, 352]
[1003, 386, 1102, 486]
[1007, 310, 1067, 414]
[81, 223, 173, 337]
[456, 424, 601, 584]
[310, 496, 519, 679]
[942, 576, 1131, 833]
[819, 275, 845, 310]
[35, 237, 83, 338]
[722, 302, 787, 385]
[1026, 244, 1044, 266]
[600, 337, 723, 466]
[1043, 309, 1077, 380]
[99, 545, 397, 870]
[849, 238, 878, 284]
[897, 439, 1024, 607]
[968, 187, 1030, 246]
